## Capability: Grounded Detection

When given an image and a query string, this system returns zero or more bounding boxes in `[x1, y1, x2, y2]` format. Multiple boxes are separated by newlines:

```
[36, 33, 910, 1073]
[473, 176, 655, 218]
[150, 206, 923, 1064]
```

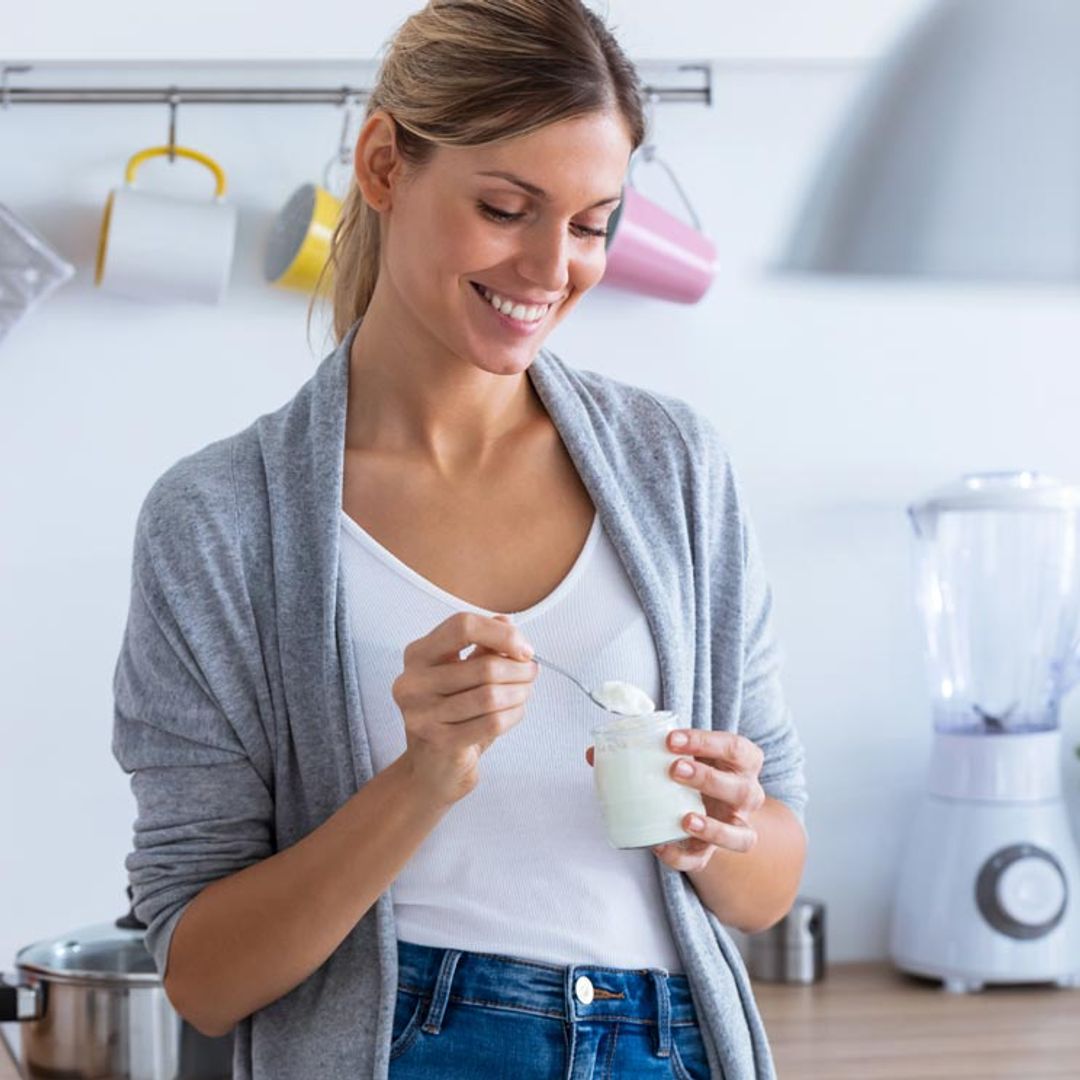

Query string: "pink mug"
[601, 178, 716, 304]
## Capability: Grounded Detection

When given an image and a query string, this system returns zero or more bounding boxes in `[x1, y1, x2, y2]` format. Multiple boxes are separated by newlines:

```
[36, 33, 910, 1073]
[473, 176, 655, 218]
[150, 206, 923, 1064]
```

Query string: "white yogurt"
[591, 680, 656, 716]
[591, 707, 706, 849]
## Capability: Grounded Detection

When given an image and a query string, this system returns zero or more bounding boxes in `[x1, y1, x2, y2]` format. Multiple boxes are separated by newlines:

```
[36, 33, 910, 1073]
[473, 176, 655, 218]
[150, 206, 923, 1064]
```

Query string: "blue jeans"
[389, 938, 714, 1079]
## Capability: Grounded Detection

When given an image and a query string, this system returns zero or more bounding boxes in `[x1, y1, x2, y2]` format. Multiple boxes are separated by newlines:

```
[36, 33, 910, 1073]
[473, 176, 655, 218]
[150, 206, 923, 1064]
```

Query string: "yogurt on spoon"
[590, 680, 656, 716]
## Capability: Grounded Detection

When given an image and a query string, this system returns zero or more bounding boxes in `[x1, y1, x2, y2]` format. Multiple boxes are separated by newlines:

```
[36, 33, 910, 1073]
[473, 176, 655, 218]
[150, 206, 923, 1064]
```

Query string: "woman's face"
[357, 107, 633, 375]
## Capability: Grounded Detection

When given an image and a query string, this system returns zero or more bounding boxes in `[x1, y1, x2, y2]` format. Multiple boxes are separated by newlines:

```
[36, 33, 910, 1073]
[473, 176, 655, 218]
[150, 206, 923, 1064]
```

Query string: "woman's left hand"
[586, 729, 767, 872]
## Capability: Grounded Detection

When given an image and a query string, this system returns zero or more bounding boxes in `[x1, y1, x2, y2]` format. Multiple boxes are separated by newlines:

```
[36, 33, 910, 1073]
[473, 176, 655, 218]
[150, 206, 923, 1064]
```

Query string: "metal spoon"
[530, 651, 626, 715]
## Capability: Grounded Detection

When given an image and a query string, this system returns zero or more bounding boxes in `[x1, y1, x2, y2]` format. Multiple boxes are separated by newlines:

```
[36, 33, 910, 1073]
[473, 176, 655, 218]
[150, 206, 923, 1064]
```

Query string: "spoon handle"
[530, 651, 600, 705]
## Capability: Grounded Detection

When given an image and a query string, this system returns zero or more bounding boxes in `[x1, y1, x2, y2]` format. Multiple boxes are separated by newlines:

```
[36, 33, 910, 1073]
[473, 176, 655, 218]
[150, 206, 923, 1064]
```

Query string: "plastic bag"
[0, 202, 75, 346]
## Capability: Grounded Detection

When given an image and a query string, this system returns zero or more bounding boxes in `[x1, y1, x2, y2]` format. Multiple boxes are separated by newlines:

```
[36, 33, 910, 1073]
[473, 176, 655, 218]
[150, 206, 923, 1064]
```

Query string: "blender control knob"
[998, 857, 1066, 926]
[975, 843, 1068, 940]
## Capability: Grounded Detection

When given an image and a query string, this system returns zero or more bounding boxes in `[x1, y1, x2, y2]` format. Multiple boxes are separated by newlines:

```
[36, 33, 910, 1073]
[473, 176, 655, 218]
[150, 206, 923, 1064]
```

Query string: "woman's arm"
[643, 402, 809, 931]
[165, 750, 449, 1037]
[113, 487, 453, 1038]
[683, 795, 806, 934]
[648, 722, 807, 933]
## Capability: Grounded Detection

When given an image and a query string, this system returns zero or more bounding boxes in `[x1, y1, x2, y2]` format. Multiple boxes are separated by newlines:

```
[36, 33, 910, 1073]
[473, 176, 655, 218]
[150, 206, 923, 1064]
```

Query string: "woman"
[112, 2, 808, 1078]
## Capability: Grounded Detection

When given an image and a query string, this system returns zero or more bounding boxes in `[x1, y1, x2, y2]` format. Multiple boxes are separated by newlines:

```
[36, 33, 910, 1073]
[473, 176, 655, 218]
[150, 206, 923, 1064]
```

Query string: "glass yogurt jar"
[592, 710, 707, 849]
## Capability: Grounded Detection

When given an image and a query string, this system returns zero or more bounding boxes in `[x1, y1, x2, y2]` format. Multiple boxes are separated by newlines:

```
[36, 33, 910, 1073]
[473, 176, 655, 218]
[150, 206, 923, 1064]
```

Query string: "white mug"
[95, 145, 236, 304]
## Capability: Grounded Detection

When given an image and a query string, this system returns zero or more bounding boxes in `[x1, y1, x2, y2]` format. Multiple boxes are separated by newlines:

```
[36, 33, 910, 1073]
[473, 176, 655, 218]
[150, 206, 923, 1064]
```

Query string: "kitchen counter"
[2, 964, 1076, 1079]
[0, 1031, 17, 1080]
[753, 962, 1080, 1079]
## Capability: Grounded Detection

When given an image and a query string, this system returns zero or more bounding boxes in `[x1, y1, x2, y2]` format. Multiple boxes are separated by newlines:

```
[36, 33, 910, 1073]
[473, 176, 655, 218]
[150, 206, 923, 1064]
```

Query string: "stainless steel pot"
[0, 889, 232, 1078]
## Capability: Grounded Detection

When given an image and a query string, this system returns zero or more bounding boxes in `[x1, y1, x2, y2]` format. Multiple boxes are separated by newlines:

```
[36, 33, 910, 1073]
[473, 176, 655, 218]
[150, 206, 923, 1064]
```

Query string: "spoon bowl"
[531, 652, 636, 715]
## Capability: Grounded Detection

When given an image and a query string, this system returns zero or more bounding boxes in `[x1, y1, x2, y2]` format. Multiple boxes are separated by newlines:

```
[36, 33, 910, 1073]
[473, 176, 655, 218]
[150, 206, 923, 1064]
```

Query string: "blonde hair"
[307, 0, 647, 345]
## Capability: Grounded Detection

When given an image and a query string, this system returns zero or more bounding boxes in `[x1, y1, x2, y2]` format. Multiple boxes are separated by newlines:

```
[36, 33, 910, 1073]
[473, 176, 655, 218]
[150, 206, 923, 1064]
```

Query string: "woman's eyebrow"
[475, 170, 621, 209]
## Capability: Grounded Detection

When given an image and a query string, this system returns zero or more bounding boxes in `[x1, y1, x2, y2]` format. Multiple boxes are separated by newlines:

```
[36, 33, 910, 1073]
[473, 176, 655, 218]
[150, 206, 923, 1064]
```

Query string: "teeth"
[477, 284, 549, 323]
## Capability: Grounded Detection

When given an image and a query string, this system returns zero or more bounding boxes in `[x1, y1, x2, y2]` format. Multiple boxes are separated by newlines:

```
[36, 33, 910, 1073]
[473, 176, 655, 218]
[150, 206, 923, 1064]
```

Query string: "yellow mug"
[263, 183, 342, 294]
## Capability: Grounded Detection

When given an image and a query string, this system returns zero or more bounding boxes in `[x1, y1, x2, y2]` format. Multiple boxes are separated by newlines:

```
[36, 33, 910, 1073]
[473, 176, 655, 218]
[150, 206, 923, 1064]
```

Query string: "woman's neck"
[344, 299, 547, 475]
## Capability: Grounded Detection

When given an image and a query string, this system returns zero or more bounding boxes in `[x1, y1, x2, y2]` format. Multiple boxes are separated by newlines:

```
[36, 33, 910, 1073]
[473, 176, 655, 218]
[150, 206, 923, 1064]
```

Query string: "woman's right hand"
[392, 611, 538, 808]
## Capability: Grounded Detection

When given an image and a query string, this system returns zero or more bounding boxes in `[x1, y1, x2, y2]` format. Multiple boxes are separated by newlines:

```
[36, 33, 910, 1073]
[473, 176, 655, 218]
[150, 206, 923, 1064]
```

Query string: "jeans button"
[574, 975, 594, 1005]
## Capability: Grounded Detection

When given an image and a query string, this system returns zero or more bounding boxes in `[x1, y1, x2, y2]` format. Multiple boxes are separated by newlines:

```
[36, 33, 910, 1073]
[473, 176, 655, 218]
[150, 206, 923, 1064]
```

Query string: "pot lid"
[910, 471, 1080, 515]
[16, 921, 158, 985]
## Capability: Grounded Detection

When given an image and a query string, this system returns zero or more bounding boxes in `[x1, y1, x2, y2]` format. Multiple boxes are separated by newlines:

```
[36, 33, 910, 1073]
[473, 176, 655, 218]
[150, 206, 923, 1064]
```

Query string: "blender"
[890, 471, 1080, 992]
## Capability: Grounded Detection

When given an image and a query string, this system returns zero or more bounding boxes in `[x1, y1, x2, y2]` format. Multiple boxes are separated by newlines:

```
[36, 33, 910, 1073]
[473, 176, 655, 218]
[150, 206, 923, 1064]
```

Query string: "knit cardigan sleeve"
[111, 446, 275, 979]
[701, 411, 809, 828]
[640, 388, 809, 829]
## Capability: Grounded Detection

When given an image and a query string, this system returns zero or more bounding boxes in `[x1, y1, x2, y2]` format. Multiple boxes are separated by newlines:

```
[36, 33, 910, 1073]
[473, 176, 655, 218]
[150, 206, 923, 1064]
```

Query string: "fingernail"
[519, 643, 534, 660]
[687, 815, 704, 831]
[670, 731, 688, 747]
[674, 760, 693, 777]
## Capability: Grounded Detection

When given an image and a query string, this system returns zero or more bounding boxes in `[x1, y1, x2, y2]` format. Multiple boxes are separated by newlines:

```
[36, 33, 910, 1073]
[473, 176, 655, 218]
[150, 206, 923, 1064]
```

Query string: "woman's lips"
[469, 280, 552, 335]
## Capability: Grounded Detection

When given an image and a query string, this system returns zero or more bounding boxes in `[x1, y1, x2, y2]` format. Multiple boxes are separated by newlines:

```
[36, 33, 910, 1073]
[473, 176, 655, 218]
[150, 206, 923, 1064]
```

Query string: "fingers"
[680, 812, 757, 853]
[429, 651, 539, 694]
[415, 611, 534, 667]
[665, 728, 765, 776]
[445, 702, 527, 754]
[653, 812, 757, 864]
[653, 835, 713, 859]
[652, 834, 724, 871]
[465, 613, 511, 662]
[448, 680, 534, 725]
[667, 756, 766, 816]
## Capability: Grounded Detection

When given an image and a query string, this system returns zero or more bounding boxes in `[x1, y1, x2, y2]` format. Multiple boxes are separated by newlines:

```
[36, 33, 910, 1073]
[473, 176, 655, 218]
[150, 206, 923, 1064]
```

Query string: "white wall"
[5, 7, 1080, 1053]
[8, 0, 928, 62]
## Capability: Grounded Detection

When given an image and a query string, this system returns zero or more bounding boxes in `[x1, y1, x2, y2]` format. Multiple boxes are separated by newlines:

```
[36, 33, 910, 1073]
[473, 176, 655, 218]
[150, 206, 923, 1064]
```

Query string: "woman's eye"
[477, 201, 608, 239]
[478, 202, 521, 223]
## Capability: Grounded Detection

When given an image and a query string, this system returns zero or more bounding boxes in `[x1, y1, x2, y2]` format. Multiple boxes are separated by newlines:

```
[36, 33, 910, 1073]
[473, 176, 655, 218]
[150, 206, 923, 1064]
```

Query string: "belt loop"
[563, 965, 578, 1023]
[650, 970, 672, 1058]
[421, 948, 461, 1034]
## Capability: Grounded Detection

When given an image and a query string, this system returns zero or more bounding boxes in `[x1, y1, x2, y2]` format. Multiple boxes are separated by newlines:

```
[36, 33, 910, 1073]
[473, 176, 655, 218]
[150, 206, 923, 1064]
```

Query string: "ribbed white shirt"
[338, 506, 684, 973]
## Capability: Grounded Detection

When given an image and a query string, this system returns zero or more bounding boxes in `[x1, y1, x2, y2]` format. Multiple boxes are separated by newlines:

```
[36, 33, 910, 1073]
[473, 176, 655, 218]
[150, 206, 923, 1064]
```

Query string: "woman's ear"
[353, 108, 401, 213]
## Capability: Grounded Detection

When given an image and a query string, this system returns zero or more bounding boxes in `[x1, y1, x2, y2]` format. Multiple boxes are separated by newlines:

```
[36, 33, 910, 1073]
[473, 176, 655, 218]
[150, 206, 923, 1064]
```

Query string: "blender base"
[890, 732, 1080, 991]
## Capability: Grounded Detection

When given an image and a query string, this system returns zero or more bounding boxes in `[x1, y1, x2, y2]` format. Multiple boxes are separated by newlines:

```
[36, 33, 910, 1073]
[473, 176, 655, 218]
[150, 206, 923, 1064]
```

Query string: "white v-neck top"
[338, 505, 683, 972]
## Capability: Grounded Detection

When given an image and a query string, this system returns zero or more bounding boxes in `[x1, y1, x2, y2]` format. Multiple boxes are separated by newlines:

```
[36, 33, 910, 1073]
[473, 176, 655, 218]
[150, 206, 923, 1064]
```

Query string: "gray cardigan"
[112, 316, 808, 1080]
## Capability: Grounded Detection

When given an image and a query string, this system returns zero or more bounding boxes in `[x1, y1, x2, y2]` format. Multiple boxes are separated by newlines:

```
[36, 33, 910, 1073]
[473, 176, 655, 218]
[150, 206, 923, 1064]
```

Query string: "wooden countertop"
[753, 961, 1080, 1079]
[2, 963, 1076, 1079]
[0, 1030, 18, 1080]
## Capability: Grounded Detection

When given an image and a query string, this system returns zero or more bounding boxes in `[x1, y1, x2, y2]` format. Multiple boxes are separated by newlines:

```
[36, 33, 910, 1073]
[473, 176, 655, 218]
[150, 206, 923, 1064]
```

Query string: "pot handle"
[0, 973, 43, 1022]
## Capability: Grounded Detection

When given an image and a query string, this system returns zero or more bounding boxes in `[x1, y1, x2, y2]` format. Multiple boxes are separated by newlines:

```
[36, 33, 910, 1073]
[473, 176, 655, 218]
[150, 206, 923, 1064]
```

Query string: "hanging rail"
[0, 62, 712, 109]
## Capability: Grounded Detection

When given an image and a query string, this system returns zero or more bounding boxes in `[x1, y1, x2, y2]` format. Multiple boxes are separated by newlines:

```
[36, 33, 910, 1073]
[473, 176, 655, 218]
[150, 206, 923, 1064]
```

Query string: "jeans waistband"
[395, 939, 700, 1059]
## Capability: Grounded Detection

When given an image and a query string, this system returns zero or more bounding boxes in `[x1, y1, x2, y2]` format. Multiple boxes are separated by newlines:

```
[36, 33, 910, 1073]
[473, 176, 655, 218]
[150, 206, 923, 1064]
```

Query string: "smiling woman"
[112, 3, 807, 1080]
[321, 88, 636, 379]
[309, 2, 645, 350]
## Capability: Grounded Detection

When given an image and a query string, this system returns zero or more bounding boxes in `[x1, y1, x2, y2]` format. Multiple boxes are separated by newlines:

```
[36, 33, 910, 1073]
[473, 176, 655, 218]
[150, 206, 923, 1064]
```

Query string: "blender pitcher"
[908, 470, 1080, 735]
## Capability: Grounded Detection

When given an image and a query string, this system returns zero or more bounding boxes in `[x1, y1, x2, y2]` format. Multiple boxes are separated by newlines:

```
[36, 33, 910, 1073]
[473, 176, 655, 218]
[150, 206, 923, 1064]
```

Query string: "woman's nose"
[518, 224, 571, 297]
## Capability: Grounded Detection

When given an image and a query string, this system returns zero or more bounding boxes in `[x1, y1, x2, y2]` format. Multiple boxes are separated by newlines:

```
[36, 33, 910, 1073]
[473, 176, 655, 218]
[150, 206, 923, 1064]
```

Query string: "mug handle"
[626, 145, 703, 233]
[124, 146, 229, 201]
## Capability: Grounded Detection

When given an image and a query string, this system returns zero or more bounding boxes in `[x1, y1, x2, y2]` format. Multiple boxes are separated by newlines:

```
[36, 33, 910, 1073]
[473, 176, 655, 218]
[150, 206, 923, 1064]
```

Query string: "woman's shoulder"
[134, 423, 261, 582]
[139, 338, 334, 533]
[539, 347, 734, 473]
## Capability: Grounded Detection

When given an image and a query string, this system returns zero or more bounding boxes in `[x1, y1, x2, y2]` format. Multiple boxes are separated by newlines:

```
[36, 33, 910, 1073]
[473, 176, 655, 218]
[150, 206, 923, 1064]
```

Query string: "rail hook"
[166, 89, 180, 163]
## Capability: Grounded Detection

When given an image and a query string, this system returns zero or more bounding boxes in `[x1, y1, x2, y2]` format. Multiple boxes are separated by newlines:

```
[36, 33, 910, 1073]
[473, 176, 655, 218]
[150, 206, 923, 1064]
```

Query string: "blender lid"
[910, 471, 1080, 514]
[16, 921, 159, 984]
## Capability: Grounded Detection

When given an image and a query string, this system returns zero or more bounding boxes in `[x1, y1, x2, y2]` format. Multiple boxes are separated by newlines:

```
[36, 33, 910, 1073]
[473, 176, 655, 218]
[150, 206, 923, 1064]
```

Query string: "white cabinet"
[7, 0, 927, 63]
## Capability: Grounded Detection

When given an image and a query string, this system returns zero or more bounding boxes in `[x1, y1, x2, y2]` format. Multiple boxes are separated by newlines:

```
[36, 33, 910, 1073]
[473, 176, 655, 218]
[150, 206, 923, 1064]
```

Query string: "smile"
[470, 281, 552, 325]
